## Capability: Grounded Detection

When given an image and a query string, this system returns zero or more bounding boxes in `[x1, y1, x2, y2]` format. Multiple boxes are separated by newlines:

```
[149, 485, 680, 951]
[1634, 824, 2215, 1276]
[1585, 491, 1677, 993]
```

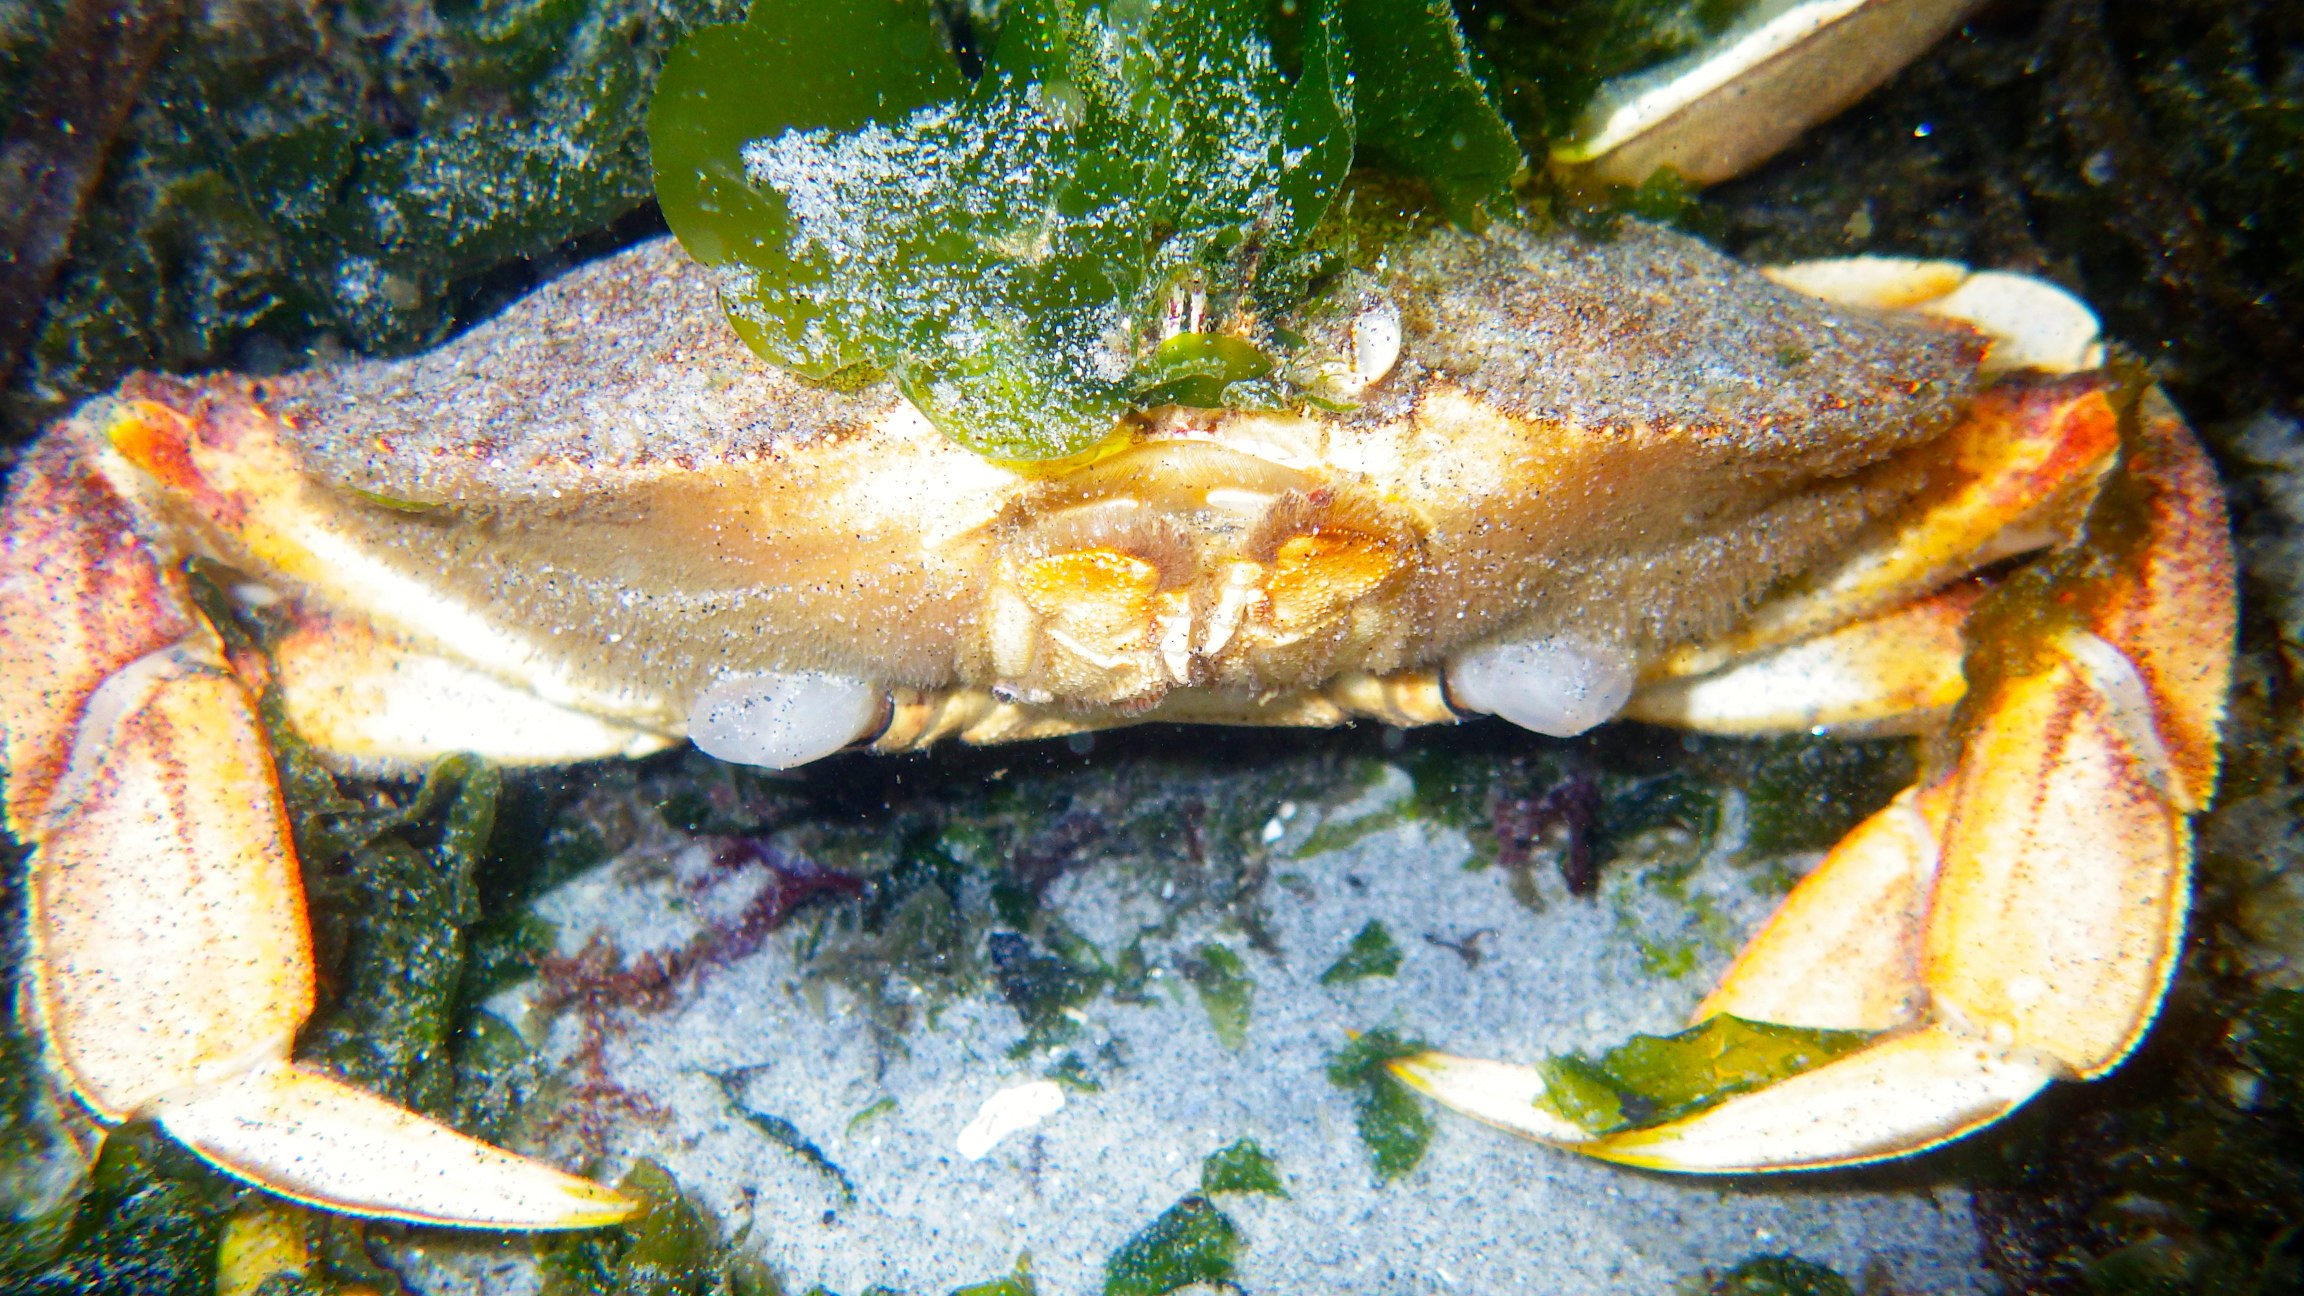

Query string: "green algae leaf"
[1535, 1054, 1626, 1132]
[656, 0, 1345, 460]
[1101, 1194, 1241, 1296]
[1185, 944, 1254, 1051]
[1199, 1138, 1289, 1199]
[653, 0, 1526, 461]
[1, 1127, 238, 1296]
[1708, 1253, 1856, 1296]
[1536, 1014, 1876, 1137]
[989, 930, 1109, 1050]
[1327, 1028, 1434, 1182]
[1319, 919, 1404, 985]
[540, 1160, 780, 1296]
[714, 1074, 859, 1207]
[846, 1096, 899, 1135]
[1341, 0, 1524, 223]
[1132, 331, 1280, 411]
[649, 0, 966, 271]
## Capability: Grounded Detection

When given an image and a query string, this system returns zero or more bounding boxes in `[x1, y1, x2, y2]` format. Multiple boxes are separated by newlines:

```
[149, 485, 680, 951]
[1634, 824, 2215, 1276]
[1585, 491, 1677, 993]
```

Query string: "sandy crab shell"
[189, 215, 1990, 774]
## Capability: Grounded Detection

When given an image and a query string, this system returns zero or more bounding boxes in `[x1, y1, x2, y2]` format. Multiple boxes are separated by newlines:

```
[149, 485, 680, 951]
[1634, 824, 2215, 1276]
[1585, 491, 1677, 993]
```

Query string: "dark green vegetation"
[1702, 1254, 1856, 1296]
[1325, 1027, 1435, 1183]
[1318, 919, 1404, 985]
[1097, 1140, 1285, 1296]
[1196, 1138, 1288, 1200]
[0, 0, 747, 445]
[540, 1161, 779, 1296]
[651, 0, 1517, 460]
[1099, 1195, 1238, 1296]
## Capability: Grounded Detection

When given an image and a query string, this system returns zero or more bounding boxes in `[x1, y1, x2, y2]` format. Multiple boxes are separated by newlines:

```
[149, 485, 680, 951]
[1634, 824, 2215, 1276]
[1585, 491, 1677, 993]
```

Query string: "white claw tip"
[688, 671, 882, 769]
[1446, 633, 1637, 737]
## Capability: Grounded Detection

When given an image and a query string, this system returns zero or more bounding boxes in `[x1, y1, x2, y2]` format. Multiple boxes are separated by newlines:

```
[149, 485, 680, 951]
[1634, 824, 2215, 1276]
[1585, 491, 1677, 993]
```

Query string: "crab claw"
[1395, 383, 2232, 1171]
[1, 427, 635, 1228]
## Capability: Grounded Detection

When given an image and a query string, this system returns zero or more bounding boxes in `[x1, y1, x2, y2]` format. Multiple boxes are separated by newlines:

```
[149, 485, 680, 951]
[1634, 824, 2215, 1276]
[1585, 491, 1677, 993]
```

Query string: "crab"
[0, 0, 2233, 1239]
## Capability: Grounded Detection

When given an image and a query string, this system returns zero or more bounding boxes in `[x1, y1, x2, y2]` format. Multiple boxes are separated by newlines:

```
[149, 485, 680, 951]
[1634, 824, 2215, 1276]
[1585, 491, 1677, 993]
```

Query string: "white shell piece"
[1345, 298, 1404, 396]
[1919, 271, 2104, 377]
[687, 671, 882, 769]
[1445, 633, 1637, 737]
[1761, 257, 1970, 310]
[954, 1080, 1067, 1160]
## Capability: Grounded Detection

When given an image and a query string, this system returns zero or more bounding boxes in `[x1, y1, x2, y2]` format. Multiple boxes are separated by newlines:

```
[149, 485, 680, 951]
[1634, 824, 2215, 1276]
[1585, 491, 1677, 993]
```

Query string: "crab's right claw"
[1, 426, 636, 1228]
[1396, 388, 2233, 1171]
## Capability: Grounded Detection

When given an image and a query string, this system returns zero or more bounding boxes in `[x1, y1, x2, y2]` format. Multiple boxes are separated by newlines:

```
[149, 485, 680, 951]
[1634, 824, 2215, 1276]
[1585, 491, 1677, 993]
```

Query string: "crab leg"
[1397, 386, 2232, 1170]
[0, 430, 634, 1227]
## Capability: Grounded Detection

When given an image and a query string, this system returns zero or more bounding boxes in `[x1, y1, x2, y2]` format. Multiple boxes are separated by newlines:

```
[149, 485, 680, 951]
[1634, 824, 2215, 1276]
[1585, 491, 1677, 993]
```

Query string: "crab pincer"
[1392, 305, 2235, 1171]
[0, 402, 637, 1227]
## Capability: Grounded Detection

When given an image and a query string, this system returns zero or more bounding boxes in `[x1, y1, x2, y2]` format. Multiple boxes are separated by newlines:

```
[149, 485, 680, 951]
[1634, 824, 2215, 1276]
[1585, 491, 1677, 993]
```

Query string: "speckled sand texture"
[399, 757, 1988, 1295]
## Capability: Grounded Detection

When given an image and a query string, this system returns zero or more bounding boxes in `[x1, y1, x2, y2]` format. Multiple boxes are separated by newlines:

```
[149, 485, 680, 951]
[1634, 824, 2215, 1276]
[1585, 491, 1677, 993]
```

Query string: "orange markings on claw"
[104, 401, 205, 494]
[1934, 380, 2118, 534]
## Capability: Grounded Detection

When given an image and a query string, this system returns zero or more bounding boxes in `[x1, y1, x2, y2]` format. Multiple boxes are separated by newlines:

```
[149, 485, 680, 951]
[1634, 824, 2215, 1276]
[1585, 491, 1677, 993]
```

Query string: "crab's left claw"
[2, 423, 636, 1228]
[1396, 382, 2233, 1171]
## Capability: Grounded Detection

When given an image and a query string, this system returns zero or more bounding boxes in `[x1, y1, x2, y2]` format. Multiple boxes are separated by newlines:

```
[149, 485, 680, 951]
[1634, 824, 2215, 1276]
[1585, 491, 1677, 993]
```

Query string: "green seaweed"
[713, 1073, 859, 1208]
[1536, 1014, 1875, 1137]
[538, 1160, 781, 1296]
[4, 0, 746, 444]
[1326, 1028, 1434, 1183]
[1184, 944, 1254, 1050]
[1338, 0, 1524, 223]
[1100, 1194, 1242, 1296]
[1318, 919, 1404, 985]
[1198, 1139, 1288, 1199]
[0, 1129, 224, 1296]
[989, 929, 1110, 1051]
[651, 0, 1523, 461]
[1706, 1254, 1856, 1296]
